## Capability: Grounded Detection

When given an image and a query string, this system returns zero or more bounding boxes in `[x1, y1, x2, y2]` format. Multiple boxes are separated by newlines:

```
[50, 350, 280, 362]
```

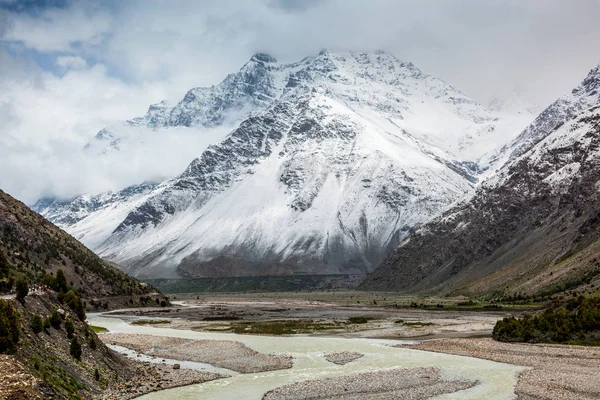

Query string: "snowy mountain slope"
[35, 51, 533, 279]
[362, 99, 600, 295]
[33, 182, 158, 227]
[482, 65, 600, 172]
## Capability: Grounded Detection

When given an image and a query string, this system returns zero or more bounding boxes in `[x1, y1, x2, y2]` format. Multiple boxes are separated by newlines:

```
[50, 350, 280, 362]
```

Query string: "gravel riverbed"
[324, 351, 363, 365]
[262, 367, 475, 400]
[99, 333, 293, 374]
[405, 338, 600, 400]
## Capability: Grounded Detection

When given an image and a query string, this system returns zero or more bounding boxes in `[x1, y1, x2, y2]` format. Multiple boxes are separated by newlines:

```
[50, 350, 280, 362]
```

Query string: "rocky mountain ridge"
[34, 51, 533, 280]
[362, 93, 600, 297]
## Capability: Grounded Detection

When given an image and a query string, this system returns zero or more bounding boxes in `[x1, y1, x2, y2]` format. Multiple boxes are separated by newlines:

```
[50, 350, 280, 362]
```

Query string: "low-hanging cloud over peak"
[2, 0, 600, 204]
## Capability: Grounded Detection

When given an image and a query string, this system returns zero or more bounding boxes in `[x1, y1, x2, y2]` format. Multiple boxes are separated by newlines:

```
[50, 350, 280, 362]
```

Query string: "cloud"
[55, 55, 87, 70]
[3, 1, 110, 53]
[2, 0, 600, 204]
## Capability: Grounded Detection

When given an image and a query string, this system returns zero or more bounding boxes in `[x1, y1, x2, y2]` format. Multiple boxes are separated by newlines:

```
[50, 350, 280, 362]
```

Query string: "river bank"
[406, 338, 600, 400]
[86, 296, 600, 399]
[88, 310, 525, 400]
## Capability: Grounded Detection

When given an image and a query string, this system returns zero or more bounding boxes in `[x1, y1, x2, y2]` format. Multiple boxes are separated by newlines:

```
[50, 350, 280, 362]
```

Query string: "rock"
[173, 364, 180, 370]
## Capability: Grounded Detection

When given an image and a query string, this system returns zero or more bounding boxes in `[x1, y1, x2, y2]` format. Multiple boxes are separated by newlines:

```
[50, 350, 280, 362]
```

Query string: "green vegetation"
[0, 190, 155, 299]
[145, 274, 363, 294]
[0, 252, 13, 292]
[15, 277, 29, 302]
[0, 251, 8, 277]
[50, 309, 62, 329]
[62, 289, 86, 321]
[65, 319, 75, 339]
[204, 319, 343, 335]
[401, 321, 436, 327]
[70, 337, 82, 360]
[493, 296, 600, 345]
[54, 269, 69, 293]
[0, 299, 20, 353]
[130, 319, 171, 325]
[347, 316, 372, 324]
[89, 325, 108, 333]
[32, 352, 85, 400]
[31, 314, 44, 334]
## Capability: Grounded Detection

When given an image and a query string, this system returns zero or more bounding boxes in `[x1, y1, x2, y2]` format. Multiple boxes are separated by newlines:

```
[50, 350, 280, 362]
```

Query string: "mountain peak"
[251, 52, 278, 63]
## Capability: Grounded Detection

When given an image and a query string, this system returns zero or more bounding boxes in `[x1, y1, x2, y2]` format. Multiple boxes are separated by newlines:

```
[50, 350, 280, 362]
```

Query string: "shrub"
[348, 317, 370, 324]
[64, 290, 86, 321]
[65, 319, 75, 338]
[0, 299, 20, 353]
[493, 296, 600, 345]
[50, 309, 62, 329]
[0, 252, 9, 278]
[94, 368, 100, 381]
[15, 278, 28, 302]
[31, 315, 43, 334]
[41, 273, 55, 289]
[54, 269, 69, 293]
[70, 337, 82, 360]
[43, 317, 51, 330]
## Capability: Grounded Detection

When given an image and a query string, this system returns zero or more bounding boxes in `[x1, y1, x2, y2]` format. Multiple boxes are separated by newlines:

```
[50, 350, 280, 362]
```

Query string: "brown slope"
[361, 107, 600, 298]
[0, 189, 155, 298]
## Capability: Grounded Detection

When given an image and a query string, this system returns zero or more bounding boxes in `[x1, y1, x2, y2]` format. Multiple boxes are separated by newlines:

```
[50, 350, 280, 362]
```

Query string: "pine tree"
[70, 337, 82, 360]
[15, 278, 28, 302]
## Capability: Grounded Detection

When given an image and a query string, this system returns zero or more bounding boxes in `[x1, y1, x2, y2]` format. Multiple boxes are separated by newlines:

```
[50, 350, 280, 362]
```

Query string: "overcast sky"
[2, 0, 600, 204]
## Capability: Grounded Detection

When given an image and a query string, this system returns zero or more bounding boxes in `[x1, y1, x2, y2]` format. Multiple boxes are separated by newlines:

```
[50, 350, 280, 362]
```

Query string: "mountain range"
[362, 64, 600, 298]
[34, 50, 539, 282]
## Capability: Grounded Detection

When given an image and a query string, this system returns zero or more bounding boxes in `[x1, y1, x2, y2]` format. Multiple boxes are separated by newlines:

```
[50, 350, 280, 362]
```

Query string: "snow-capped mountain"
[362, 63, 600, 296]
[482, 65, 600, 172]
[34, 50, 532, 279]
[487, 91, 538, 116]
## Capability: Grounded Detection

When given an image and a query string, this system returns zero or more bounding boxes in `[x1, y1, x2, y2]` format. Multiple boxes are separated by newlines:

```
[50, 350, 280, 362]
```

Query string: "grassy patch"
[347, 316, 372, 324]
[88, 325, 108, 333]
[205, 319, 343, 335]
[31, 353, 85, 400]
[130, 319, 171, 325]
[401, 321, 436, 327]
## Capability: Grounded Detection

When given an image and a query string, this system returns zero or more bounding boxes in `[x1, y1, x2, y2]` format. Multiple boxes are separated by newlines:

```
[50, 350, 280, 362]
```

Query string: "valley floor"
[406, 338, 600, 400]
[88, 292, 600, 399]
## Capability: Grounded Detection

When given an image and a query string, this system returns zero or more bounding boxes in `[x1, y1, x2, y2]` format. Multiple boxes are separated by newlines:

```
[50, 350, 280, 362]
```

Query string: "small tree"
[65, 319, 75, 339]
[70, 337, 82, 360]
[0, 299, 20, 353]
[50, 309, 61, 329]
[31, 315, 43, 334]
[41, 273, 55, 289]
[54, 269, 68, 293]
[0, 252, 9, 278]
[89, 335, 97, 350]
[15, 278, 28, 302]
[94, 368, 100, 381]
[64, 290, 86, 321]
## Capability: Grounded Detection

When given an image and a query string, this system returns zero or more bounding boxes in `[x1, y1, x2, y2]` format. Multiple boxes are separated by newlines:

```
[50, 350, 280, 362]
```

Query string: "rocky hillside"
[0, 189, 157, 299]
[0, 190, 216, 399]
[34, 50, 532, 280]
[0, 293, 136, 400]
[362, 103, 600, 298]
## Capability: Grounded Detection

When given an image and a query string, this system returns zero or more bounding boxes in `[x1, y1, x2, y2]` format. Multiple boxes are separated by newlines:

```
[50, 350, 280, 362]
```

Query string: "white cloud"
[4, 2, 111, 53]
[2, 0, 600, 204]
[55, 55, 88, 70]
